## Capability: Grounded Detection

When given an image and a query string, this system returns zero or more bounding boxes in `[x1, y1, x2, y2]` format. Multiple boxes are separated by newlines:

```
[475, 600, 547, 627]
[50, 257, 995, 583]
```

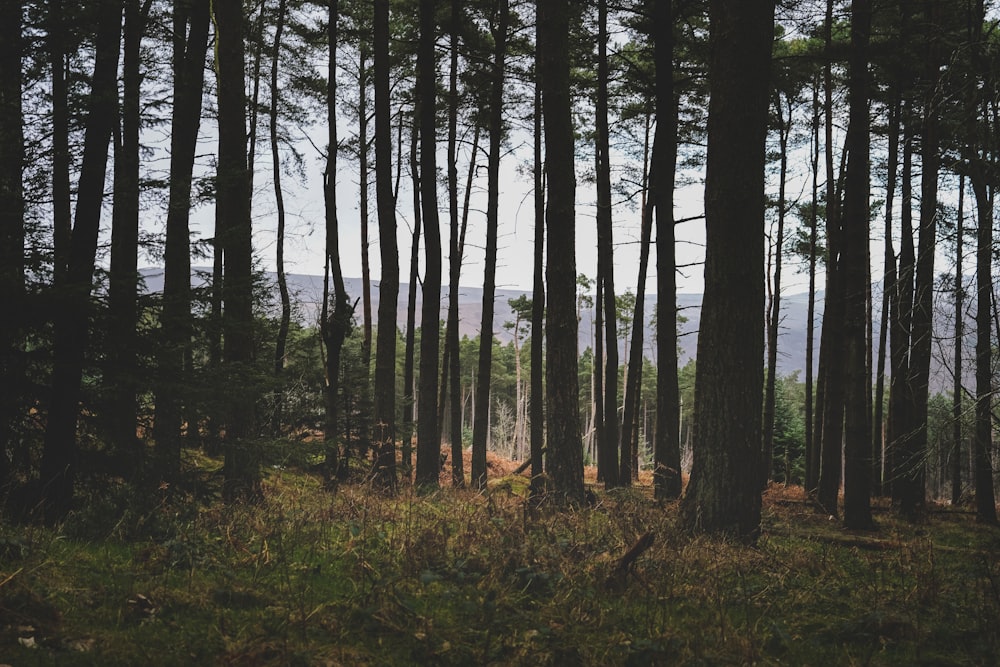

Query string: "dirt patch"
[437, 447, 524, 485]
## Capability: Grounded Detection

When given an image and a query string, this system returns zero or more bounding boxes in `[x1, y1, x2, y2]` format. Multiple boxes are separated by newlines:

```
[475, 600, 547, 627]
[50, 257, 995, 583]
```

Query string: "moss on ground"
[1, 459, 999, 665]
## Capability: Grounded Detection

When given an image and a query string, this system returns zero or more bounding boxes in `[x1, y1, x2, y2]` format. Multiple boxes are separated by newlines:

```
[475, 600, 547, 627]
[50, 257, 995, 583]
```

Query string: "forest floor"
[1, 444, 999, 665]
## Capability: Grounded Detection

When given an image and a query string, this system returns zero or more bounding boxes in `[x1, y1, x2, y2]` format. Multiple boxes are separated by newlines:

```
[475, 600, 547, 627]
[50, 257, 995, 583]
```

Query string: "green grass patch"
[2, 463, 1000, 665]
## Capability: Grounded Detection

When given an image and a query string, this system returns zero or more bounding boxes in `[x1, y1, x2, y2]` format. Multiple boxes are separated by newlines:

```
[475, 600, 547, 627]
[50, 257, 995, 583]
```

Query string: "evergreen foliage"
[1, 1, 1000, 637]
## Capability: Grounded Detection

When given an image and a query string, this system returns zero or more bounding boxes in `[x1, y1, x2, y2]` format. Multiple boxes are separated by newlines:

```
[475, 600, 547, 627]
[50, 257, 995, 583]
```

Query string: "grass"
[1, 454, 1000, 666]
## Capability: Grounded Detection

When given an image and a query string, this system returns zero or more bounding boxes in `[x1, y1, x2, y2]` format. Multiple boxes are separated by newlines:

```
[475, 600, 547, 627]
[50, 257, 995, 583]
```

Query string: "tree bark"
[539, 0, 585, 505]
[841, 0, 874, 530]
[888, 124, 915, 505]
[320, 0, 354, 483]
[40, 0, 122, 521]
[246, 4, 266, 196]
[0, 0, 24, 490]
[471, 0, 510, 491]
[358, 38, 376, 373]
[679, 0, 773, 541]
[216, 0, 260, 502]
[898, 1, 942, 520]
[596, 0, 619, 489]
[270, 0, 291, 433]
[762, 93, 790, 489]
[206, 206, 224, 450]
[971, 174, 997, 522]
[804, 75, 820, 494]
[589, 334, 601, 466]
[372, 0, 399, 492]
[435, 128, 476, 455]
[156, 0, 209, 478]
[107, 0, 151, 463]
[620, 189, 653, 488]
[415, 0, 442, 490]
[444, 0, 465, 487]
[530, 44, 546, 500]
[951, 175, 964, 506]
[873, 97, 899, 499]
[817, 0, 845, 515]
[49, 0, 71, 282]
[967, 0, 997, 524]
[402, 121, 420, 477]
[358, 43, 373, 463]
[652, 0, 681, 500]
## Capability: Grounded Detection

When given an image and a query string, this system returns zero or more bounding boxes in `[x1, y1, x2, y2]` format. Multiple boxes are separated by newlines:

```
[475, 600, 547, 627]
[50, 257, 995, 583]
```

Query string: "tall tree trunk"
[270, 0, 291, 434]
[841, 0, 874, 530]
[873, 97, 899, 498]
[967, 0, 997, 524]
[899, 2, 942, 520]
[471, 154, 497, 490]
[762, 93, 789, 488]
[434, 21, 478, 471]
[620, 179, 653, 487]
[971, 174, 997, 522]
[952, 175, 964, 506]
[0, 0, 24, 490]
[216, 0, 260, 502]
[471, 0, 510, 491]
[358, 39, 376, 374]
[246, 4, 266, 195]
[594, 257, 605, 481]
[444, 0, 464, 487]
[512, 314, 524, 459]
[40, 0, 122, 521]
[804, 75, 820, 494]
[530, 49, 546, 500]
[415, 0, 442, 490]
[207, 206, 224, 450]
[817, 0, 845, 515]
[372, 0, 399, 491]
[49, 0, 71, 282]
[321, 0, 354, 482]
[107, 0, 150, 463]
[423, 106, 475, 469]
[358, 44, 373, 462]
[596, 0, 619, 489]
[539, 0, 585, 505]
[620, 112, 653, 485]
[402, 122, 420, 477]
[394, 97, 405, 200]
[652, 0, 681, 500]
[156, 0, 209, 478]
[888, 123, 915, 504]
[679, 0, 774, 541]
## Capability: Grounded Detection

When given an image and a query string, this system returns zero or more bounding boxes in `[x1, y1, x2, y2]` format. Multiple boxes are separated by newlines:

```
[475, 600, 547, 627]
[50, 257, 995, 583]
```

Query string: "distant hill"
[140, 268, 969, 393]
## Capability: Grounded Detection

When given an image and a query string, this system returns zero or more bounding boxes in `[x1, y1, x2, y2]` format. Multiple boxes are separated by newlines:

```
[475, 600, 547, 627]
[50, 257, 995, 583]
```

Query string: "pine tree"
[40, 0, 123, 521]
[539, 0, 585, 505]
[679, 0, 774, 541]
[215, 0, 260, 501]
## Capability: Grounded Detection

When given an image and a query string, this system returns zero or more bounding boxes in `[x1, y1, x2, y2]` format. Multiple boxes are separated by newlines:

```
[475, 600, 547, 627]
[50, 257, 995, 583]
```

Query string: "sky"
[192, 128, 832, 301]
[132, 1, 988, 312]
[180, 129, 716, 299]
[139, 9, 830, 303]
[169, 121, 835, 304]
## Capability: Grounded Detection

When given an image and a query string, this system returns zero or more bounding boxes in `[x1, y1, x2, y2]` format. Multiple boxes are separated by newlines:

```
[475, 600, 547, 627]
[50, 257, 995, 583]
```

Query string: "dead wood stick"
[512, 448, 547, 475]
[613, 531, 655, 577]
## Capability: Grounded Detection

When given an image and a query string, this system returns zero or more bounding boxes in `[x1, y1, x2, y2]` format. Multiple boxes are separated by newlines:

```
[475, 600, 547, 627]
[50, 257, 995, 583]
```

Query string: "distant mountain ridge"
[139, 267, 817, 377]
[140, 267, 967, 392]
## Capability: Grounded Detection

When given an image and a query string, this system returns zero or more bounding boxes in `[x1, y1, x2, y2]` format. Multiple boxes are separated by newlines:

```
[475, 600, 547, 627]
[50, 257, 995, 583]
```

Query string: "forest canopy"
[1, 0, 999, 542]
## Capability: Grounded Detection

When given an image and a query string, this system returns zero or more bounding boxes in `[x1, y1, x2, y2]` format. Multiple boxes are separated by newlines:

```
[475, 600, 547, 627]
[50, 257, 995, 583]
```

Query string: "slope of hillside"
[140, 268, 971, 392]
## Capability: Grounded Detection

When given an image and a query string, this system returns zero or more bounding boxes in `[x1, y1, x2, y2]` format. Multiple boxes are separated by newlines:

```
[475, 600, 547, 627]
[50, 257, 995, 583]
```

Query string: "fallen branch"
[608, 531, 655, 587]
[512, 449, 546, 476]
[0, 567, 23, 589]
